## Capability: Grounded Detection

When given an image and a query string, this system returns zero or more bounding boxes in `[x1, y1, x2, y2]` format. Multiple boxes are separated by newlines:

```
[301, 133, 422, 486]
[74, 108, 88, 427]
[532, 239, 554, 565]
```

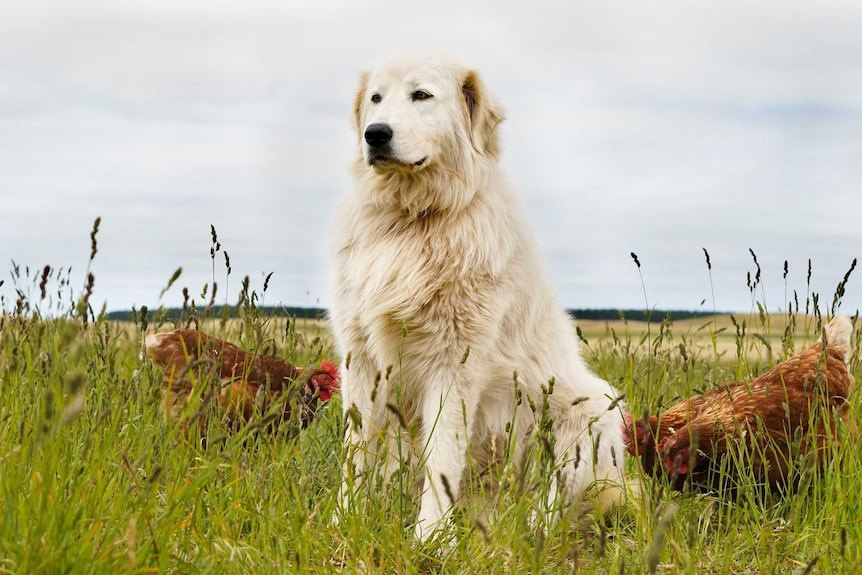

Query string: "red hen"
[144, 329, 339, 435]
[625, 316, 855, 490]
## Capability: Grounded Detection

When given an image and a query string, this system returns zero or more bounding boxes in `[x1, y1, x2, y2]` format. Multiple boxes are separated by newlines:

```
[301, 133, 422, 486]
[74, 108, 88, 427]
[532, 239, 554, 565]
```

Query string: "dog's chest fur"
[337, 197, 515, 354]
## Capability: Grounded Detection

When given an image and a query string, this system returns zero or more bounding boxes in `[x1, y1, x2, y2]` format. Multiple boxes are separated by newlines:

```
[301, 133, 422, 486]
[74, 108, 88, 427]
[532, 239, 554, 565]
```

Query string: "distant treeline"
[567, 309, 719, 323]
[105, 305, 328, 323]
[106, 306, 717, 324]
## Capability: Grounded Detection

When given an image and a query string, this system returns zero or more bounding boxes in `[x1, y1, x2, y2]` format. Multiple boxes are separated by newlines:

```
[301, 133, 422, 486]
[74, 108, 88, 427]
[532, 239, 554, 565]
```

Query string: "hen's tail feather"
[823, 315, 853, 363]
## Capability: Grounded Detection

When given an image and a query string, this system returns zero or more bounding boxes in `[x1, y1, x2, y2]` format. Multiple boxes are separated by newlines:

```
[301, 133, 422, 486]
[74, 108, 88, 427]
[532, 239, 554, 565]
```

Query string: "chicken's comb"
[320, 359, 340, 381]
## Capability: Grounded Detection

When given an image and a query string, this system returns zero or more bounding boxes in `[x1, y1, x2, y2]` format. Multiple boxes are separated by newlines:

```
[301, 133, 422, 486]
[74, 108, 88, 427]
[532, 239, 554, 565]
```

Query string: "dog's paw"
[414, 517, 441, 542]
[414, 507, 450, 542]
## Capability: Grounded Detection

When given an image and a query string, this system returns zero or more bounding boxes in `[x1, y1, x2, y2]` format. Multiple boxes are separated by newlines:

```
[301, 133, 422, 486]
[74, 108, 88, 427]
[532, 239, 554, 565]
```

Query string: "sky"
[2, 1, 861, 316]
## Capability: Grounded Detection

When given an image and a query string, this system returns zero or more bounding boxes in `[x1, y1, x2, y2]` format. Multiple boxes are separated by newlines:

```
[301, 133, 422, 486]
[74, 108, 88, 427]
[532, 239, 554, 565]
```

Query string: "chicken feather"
[144, 329, 339, 436]
[625, 316, 854, 490]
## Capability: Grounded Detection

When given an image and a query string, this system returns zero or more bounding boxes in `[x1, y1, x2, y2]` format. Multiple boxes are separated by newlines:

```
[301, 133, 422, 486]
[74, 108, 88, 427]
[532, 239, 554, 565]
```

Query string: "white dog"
[330, 51, 627, 539]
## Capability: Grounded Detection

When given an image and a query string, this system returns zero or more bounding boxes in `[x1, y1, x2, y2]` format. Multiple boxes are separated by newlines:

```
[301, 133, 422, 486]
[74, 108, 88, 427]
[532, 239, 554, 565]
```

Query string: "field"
[2, 267, 862, 573]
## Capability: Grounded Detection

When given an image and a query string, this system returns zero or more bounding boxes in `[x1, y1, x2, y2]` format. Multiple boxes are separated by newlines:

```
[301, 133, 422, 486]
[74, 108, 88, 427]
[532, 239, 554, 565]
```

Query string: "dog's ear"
[462, 70, 505, 157]
[353, 71, 369, 137]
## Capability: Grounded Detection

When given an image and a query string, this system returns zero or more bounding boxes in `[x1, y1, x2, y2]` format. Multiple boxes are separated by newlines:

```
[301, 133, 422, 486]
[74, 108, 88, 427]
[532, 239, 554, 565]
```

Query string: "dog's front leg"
[414, 367, 478, 540]
[337, 349, 391, 518]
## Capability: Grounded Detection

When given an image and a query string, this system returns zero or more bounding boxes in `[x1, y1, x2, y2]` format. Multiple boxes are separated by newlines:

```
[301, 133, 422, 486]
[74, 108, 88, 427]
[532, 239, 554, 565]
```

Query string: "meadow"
[1, 234, 861, 574]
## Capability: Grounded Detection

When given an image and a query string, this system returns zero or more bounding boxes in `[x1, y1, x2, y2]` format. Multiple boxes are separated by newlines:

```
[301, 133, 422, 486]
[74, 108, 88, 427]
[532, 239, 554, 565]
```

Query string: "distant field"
[576, 312, 842, 364]
[135, 311, 840, 364]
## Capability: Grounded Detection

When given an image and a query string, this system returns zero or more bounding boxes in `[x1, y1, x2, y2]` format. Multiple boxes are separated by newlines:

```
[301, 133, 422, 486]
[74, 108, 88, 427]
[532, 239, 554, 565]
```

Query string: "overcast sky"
[2, 1, 861, 317]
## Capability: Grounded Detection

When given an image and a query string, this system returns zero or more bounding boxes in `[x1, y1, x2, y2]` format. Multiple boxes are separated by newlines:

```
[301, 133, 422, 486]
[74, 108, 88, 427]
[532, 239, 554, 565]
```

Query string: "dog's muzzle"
[365, 123, 395, 165]
[364, 122, 427, 168]
[365, 123, 393, 148]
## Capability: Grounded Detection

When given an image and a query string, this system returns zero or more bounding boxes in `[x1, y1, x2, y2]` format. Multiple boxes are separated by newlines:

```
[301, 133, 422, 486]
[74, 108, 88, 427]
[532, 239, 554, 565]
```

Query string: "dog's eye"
[411, 90, 433, 101]
[370, 93, 382, 104]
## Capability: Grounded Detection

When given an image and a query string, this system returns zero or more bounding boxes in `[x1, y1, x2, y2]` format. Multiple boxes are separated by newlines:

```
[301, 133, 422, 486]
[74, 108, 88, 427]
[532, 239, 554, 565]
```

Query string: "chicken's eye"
[412, 90, 433, 101]
[370, 93, 382, 104]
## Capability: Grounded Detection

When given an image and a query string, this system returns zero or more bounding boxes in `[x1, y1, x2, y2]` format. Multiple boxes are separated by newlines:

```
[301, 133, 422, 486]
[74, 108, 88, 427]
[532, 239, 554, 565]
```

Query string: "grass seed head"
[89, 216, 101, 262]
[39, 265, 51, 300]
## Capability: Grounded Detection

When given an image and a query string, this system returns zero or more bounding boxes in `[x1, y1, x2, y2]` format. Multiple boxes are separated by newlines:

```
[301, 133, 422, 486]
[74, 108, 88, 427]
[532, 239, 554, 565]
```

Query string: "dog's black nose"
[364, 123, 393, 147]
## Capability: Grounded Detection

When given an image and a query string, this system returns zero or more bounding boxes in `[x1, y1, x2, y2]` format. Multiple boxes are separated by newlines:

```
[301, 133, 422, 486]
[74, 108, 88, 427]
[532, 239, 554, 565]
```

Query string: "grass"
[1, 228, 861, 573]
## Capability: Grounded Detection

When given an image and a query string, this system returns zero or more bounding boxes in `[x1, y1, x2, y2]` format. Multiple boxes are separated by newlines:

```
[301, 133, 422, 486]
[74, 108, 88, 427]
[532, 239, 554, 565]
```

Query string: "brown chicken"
[144, 329, 339, 435]
[624, 316, 855, 490]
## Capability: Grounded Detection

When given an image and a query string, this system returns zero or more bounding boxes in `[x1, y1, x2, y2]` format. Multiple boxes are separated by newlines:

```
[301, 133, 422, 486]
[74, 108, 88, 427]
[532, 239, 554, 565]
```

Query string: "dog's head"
[352, 52, 504, 189]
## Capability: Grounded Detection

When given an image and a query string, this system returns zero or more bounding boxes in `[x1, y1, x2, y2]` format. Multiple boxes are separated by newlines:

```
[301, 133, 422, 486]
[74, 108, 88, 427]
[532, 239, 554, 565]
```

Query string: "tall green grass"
[1, 225, 860, 573]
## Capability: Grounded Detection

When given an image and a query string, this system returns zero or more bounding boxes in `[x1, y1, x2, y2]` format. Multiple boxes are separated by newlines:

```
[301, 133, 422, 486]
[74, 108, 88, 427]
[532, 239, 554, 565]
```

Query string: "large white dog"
[330, 51, 626, 539]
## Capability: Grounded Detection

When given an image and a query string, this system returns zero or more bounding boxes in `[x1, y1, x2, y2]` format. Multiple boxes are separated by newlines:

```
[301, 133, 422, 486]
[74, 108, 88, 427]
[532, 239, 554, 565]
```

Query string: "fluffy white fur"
[330, 51, 627, 539]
